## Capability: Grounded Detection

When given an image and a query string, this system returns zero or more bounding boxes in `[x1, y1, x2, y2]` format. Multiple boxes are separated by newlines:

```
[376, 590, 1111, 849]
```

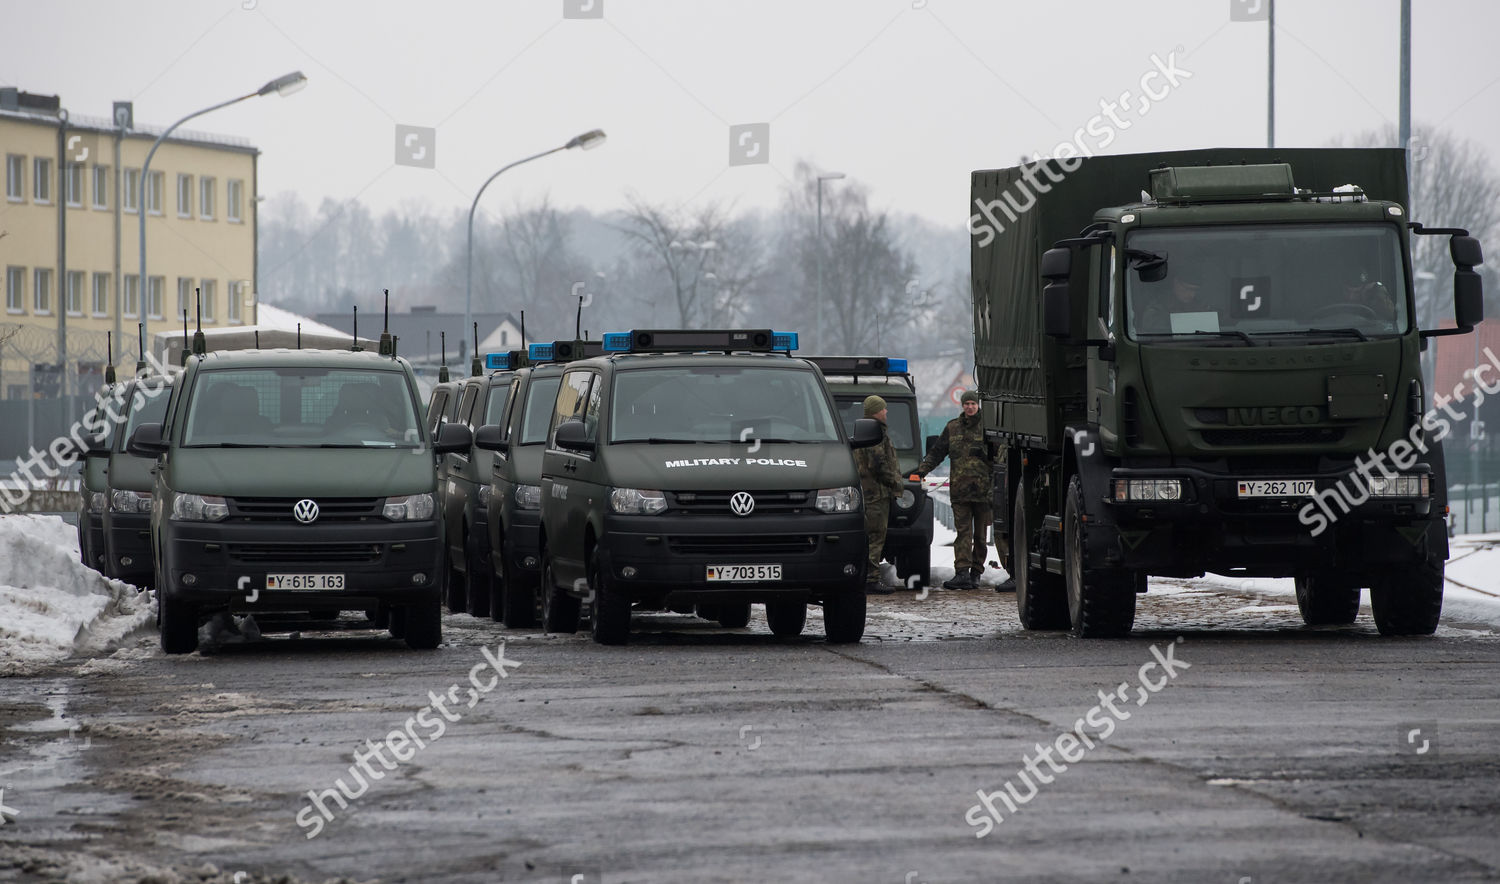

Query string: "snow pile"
[0, 514, 152, 674]
[1441, 533, 1500, 626]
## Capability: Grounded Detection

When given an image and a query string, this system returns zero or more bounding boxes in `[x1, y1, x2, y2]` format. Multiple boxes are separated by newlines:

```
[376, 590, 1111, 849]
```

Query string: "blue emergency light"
[886, 357, 908, 373]
[528, 342, 555, 361]
[484, 351, 525, 371]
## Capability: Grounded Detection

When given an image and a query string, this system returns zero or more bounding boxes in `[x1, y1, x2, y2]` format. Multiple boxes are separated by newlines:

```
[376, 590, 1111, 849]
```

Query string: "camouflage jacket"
[854, 422, 904, 502]
[918, 412, 995, 502]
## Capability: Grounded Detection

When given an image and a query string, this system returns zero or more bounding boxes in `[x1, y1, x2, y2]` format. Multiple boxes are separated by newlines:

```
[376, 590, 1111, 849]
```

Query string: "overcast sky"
[5, 0, 1498, 227]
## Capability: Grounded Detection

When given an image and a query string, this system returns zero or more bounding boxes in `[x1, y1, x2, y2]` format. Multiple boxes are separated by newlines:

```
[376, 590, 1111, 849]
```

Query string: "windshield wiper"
[1258, 327, 1370, 342]
[1138, 330, 1257, 346]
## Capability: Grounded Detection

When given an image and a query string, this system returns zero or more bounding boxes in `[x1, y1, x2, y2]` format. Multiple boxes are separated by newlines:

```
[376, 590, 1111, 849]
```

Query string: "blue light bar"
[772, 331, 799, 352]
[886, 357, 907, 373]
[528, 342, 555, 361]
[485, 352, 517, 371]
[602, 332, 633, 352]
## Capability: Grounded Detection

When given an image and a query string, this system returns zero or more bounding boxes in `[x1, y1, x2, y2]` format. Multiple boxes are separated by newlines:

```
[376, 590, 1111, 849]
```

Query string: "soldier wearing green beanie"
[913, 389, 1010, 590]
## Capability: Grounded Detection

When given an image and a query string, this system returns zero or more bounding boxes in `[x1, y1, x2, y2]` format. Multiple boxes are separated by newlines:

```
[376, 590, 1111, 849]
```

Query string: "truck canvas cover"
[971, 147, 1408, 441]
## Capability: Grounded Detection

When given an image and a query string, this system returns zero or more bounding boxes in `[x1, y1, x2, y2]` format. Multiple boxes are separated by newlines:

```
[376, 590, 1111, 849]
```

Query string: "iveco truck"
[972, 148, 1484, 637]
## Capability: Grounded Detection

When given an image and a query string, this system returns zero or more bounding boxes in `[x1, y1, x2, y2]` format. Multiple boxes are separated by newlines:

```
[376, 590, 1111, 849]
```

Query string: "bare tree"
[616, 196, 767, 328]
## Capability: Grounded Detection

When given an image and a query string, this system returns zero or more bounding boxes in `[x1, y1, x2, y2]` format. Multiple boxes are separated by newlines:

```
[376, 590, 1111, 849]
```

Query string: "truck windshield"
[610, 366, 842, 444]
[182, 368, 421, 448]
[1125, 223, 1409, 341]
[833, 396, 916, 451]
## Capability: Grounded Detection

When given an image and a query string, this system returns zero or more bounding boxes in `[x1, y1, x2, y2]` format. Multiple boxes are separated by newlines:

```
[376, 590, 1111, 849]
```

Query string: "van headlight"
[610, 487, 667, 515]
[514, 484, 542, 511]
[477, 484, 493, 507]
[88, 491, 108, 513]
[383, 493, 436, 520]
[815, 486, 860, 513]
[170, 493, 227, 521]
[112, 489, 156, 514]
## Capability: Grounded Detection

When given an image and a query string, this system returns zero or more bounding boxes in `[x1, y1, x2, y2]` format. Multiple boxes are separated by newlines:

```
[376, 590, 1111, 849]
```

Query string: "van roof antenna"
[575, 294, 584, 340]
[181, 309, 190, 366]
[105, 331, 116, 385]
[439, 331, 450, 383]
[352, 305, 360, 351]
[379, 288, 393, 357]
[470, 322, 481, 377]
[254, 328, 260, 349]
[192, 287, 207, 357]
[136, 322, 146, 375]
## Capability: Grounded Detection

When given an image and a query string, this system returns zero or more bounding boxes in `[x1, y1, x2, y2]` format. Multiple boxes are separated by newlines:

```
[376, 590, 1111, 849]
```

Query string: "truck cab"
[807, 355, 934, 585]
[973, 150, 1484, 637]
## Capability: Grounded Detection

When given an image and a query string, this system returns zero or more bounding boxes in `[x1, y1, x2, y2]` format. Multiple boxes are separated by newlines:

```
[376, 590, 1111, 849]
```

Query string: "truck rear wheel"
[823, 591, 866, 643]
[1014, 475, 1069, 630]
[1370, 560, 1444, 636]
[766, 600, 807, 637]
[1294, 572, 1361, 626]
[1064, 475, 1135, 638]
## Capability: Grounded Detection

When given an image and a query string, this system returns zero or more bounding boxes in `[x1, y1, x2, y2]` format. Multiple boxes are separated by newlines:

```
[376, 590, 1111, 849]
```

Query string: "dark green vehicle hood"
[602, 441, 859, 491]
[166, 448, 437, 498]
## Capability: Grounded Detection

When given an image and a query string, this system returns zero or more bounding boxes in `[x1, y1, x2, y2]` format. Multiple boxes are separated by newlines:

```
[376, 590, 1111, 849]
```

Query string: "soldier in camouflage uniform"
[854, 395, 903, 595]
[913, 390, 1010, 590]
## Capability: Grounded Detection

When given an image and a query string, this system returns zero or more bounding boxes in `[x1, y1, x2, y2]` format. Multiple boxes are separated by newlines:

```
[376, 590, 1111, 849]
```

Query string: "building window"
[201, 279, 216, 322]
[147, 276, 164, 319]
[64, 163, 83, 207]
[123, 168, 139, 213]
[177, 277, 194, 320]
[34, 268, 52, 314]
[5, 155, 22, 201]
[227, 280, 244, 323]
[123, 275, 139, 317]
[199, 176, 215, 220]
[6, 267, 23, 313]
[66, 270, 84, 316]
[146, 171, 163, 214]
[176, 174, 193, 217]
[227, 179, 243, 222]
[92, 273, 109, 317]
[33, 157, 52, 203]
[92, 165, 109, 209]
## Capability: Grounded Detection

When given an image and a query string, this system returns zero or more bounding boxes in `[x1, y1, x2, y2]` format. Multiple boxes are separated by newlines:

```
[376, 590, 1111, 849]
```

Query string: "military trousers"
[952, 500, 995, 572]
[865, 495, 890, 574]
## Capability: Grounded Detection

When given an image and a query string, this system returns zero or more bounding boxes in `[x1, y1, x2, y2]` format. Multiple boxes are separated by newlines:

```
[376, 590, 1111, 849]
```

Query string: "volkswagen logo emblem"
[729, 491, 755, 517]
[293, 499, 320, 524]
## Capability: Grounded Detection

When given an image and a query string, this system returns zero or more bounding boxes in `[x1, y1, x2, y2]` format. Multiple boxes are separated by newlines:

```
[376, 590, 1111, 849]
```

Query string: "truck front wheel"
[1294, 572, 1361, 626]
[1064, 475, 1136, 638]
[1370, 560, 1444, 636]
[1014, 475, 1069, 630]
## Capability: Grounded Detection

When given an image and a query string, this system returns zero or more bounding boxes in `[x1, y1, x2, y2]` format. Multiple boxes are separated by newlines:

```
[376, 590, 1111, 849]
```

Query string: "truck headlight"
[383, 493, 436, 521]
[112, 489, 155, 514]
[1366, 473, 1429, 498]
[88, 491, 108, 513]
[815, 486, 860, 513]
[1112, 479, 1185, 502]
[170, 492, 227, 521]
[514, 484, 542, 511]
[609, 487, 667, 515]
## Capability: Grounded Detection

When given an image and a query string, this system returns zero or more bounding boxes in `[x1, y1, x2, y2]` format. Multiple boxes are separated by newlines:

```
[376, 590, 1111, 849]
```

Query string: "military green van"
[128, 349, 471, 654]
[536, 330, 881, 645]
[101, 375, 175, 584]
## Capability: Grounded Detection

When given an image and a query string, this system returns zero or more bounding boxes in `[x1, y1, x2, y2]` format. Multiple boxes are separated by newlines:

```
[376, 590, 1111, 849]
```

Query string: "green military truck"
[972, 148, 1484, 637]
[808, 356, 933, 585]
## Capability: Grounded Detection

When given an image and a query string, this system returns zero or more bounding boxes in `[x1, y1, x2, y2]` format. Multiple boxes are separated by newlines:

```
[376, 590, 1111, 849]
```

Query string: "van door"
[541, 368, 600, 586]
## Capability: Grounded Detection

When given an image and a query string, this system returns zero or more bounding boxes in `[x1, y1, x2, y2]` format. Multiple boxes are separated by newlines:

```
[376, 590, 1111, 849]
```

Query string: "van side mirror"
[127, 423, 168, 457]
[472, 423, 508, 453]
[554, 419, 594, 452]
[850, 418, 882, 449]
[434, 421, 473, 454]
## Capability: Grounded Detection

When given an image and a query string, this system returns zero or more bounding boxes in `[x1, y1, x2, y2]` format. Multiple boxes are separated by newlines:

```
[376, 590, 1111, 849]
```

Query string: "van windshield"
[182, 368, 421, 448]
[610, 366, 841, 443]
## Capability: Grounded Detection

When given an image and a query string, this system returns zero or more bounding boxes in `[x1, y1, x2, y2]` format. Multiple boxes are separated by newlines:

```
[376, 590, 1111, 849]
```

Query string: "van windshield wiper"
[1138, 330, 1257, 346]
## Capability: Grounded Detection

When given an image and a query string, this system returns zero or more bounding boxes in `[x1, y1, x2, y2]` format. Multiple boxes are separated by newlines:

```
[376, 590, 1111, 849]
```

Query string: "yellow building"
[0, 89, 257, 399]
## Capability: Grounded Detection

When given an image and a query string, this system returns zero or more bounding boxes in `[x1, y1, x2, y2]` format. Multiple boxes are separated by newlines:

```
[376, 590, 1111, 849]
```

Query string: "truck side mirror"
[1455, 270, 1484, 329]
[1040, 247, 1072, 280]
[850, 418, 882, 449]
[1044, 280, 1071, 338]
[1451, 234, 1483, 268]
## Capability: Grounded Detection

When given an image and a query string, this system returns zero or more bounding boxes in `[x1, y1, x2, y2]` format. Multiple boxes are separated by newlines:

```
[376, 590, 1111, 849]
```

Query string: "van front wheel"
[159, 595, 199, 655]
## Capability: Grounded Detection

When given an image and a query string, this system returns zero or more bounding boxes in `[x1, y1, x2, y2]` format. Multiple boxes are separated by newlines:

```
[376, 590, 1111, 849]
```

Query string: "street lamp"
[466, 128, 605, 373]
[137, 71, 306, 347]
[815, 172, 845, 352]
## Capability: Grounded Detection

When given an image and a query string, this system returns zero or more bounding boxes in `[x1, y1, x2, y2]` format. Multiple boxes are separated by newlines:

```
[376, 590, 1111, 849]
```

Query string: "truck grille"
[226, 497, 384, 522]
[228, 542, 383, 564]
[1201, 428, 1345, 446]
[667, 535, 818, 557]
[667, 490, 814, 515]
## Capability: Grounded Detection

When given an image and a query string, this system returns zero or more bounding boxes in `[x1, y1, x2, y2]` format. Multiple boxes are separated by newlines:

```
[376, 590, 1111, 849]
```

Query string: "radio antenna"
[105, 332, 116, 385]
[439, 331, 450, 383]
[379, 288, 393, 356]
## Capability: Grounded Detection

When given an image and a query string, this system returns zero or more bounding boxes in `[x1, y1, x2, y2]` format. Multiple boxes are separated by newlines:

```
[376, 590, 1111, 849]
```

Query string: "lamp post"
[465, 129, 605, 374]
[815, 172, 845, 352]
[137, 71, 306, 348]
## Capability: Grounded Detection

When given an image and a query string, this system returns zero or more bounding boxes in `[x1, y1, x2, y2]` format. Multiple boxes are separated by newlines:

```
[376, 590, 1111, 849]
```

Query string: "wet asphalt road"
[2, 584, 1499, 884]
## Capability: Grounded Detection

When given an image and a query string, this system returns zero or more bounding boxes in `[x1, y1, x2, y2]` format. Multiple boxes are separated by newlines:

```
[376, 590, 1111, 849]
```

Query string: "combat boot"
[942, 571, 976, 590]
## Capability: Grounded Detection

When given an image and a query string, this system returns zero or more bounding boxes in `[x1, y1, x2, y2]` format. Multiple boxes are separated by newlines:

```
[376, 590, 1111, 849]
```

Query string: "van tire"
[404, 598, 442, 650]
[466, 538, 491, 619]
[160, 595, 199, 655]
[541, 559, 580, 634]
[445, 558, 467, 615]
[715, 602, 752, 629]
[765, 600, 806, 637]
[823, 590, 866, 643]
[501, 554, 540, 628]
[588, 549, 630, 646]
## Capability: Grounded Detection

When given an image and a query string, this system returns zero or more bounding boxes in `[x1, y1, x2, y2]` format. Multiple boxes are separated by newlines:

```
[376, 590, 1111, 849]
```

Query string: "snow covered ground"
[0, 515, 152, 676]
